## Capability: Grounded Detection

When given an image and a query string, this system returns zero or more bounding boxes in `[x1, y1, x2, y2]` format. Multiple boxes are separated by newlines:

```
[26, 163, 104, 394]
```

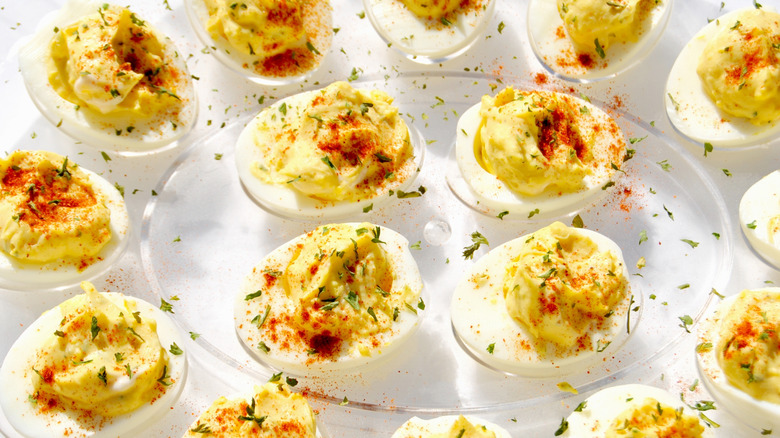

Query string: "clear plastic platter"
[141, 72, 732, 428]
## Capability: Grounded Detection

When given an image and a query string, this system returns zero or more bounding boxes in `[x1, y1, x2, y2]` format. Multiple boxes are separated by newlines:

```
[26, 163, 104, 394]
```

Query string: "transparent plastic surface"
[142, 73, 732, 414]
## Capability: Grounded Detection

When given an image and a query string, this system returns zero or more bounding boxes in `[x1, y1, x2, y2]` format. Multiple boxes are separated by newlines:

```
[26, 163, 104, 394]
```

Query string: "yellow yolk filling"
[183, 381, 316, 438]
[503, 222, 628, 349]
[400, 0, 460, 19]
[0, 150, 110, 266]
[717, 289, 780, 404]
[281, 223, 416, 354]
[605, 398, 704, 437]
[251, 81, 414, 202]
[48, 5, 182, 116]
[556, 0, 652, 50]
[475, 87, 595, 196]
[31, 282, 167, 417]
[697, 9, 780, 125]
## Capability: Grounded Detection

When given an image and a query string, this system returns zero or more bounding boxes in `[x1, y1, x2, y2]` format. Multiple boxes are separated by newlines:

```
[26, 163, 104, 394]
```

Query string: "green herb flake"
[487, 343, 495, 354]
[555, 417, 569, 436]
[160, 298, 174, 313]
[169, 342, 183, 355]
[463, 231, 489, 260]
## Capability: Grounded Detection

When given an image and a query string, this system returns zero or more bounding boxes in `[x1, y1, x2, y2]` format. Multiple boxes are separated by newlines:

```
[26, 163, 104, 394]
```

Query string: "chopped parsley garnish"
[190, 423, 212, 434]
[251, 305, 271, 328]
[245, 290, 262, 300]
[97, 366, 107, 385]
[321, 156, 336, 170]
[487, 343, 495, 354]
[678, 315, 693, 333]
[594, 38, 606, 58]
[554, 417, 569, 436]
[574, 401, 587, 412]
[90, 316, 100, 340]
[157, 365, 172, 386]
[345, 291, 360, 310]
[571, 214, 584, 228]
[497, 211, 509, 220]
[169, 342, 183, 355]
[681, 239, 699, 248]
[462, 231, 489, 260]
[160, 298, 174, 313]
[238, 397, 267, 427]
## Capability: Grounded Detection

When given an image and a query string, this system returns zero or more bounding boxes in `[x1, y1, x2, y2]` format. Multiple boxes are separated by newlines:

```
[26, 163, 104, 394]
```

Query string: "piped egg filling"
[696, 8, 780, 126]
[715, 289, 780, 404]
[0, 151, 111, 267]
[556, 0, 655, 52]
[48, 4, 187, 118]
[31, 282, 169, 417]
[504, 222, 629, 353]
[236, 222, 422, 372]
[183, 380, 317, 437]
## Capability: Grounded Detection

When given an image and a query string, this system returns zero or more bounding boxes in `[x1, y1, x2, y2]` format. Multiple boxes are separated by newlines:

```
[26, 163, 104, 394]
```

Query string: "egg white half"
[453, 92, 625, 219]
[0, 165, 130, 292]
[527, 0, 673, 81]
[739, 170, 780, 270]
[234, 90, 425, 220]
[18, 0, 197, 154]
[0, 292, 188, 438]
[364, 0, 496, 63]
[235, 224, 423, 376]
[391, 415, 512, 438]
[184, 0, 332, 85]
[561, 384, 714, 437]
[451, 226, 633, 377]
[665, 8, 780, 148]
[696, 289, 780, 433]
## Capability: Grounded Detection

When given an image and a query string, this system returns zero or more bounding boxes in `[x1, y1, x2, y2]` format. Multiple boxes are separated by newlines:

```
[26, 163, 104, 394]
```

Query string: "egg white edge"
[526, 0, 674, 80]
[450, 226, 632, 377]
[364, 0, 497, 60]
[0, 162, 130, 292]
[390, 414, 512, 438]
[234, 223, 424, 376]
[17, 0, 198, 153]
[184, 0, 333, 84]
[184, 388, 323, 437]
[695, 288, 780, 432]
[738, 170, 780, 270]
[0, 292, 188, 438]
[664, 7, 780, 148]
[234, 90, 425, 220]
[562, 383, 714, 437]
[454, 93, 623, 219]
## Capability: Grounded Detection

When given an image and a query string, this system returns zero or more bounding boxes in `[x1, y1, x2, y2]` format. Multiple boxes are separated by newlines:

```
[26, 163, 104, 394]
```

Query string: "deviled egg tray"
[0, 0, 778, 436]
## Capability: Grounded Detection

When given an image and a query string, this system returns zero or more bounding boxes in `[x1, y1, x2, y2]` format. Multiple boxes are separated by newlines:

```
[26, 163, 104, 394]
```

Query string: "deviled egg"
[527, 0, 672, 81]
[696, 288, 780, 432]
[235, 81, 424, 220]
[452, 87, 627, 219]
[666, 7, 780, 148]
[0, 282, 187, 437]
[0, 150, 130, 291]
[235, 222, 424, 375]
[559, 384, 713, 437]
[451, 222, 633, 376]
[391, 415, 512, 438]
[19, 0, 197, 154]
[364, 0, 496, 63]
[183, 377, 318, 437]
[739, 170, 780, 269]
[185, 0, 332, 84]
